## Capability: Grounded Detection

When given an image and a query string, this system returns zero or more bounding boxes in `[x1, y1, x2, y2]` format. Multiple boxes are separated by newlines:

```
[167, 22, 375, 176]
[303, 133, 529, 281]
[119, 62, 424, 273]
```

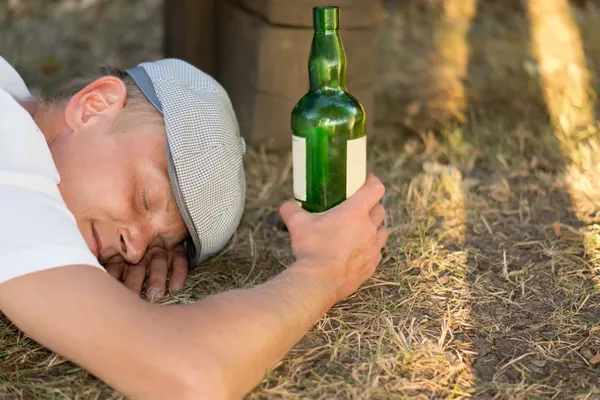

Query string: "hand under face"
[103, 242, 188, 301]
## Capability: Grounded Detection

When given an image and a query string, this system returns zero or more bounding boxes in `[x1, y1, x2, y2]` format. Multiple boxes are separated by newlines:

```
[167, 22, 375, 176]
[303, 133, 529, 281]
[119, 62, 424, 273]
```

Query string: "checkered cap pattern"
[131, 59, 246, 266]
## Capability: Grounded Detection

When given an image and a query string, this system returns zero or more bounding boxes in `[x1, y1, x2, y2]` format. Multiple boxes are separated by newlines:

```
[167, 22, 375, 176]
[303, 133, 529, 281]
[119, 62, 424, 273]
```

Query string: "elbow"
[171, 384, 229, 400]
[170, 371, 230, 400]
[154, 353, 231, 400]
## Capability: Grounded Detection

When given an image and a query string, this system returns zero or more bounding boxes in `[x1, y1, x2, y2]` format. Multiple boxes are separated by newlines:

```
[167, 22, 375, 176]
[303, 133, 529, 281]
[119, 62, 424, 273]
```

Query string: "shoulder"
[0, 55, 31, 100]
[0, 84, 103, 284]
[0, 88, 61, 184]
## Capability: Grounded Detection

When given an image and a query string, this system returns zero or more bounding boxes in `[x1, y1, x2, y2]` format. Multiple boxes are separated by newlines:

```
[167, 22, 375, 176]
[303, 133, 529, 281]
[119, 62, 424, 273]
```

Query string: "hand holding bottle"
[279, 174, 388, 303]
[292, 6, 367, 213]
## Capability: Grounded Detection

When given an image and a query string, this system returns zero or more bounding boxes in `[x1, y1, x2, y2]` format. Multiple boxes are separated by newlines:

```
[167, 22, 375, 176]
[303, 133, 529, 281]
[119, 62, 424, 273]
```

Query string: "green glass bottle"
[291, 6, 367, 213]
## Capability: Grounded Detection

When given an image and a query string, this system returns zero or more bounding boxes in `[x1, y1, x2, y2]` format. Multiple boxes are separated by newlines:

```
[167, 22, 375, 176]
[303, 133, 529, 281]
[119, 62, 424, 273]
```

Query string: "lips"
[91, 223, 103, 259]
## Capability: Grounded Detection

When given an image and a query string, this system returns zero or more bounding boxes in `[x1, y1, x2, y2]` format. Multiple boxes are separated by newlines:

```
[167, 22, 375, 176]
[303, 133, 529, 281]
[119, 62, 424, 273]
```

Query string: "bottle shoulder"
[292, 88, 365, 122]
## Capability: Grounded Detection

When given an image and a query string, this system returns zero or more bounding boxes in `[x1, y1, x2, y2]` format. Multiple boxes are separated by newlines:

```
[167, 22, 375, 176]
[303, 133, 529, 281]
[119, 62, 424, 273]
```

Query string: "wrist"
[274, 259, 342, 311]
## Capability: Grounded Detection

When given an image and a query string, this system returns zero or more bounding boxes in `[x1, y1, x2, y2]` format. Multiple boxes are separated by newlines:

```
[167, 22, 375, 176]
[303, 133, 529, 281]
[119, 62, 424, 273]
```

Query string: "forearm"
[166, 261, 337, 399]
[0, 263, 338, 400]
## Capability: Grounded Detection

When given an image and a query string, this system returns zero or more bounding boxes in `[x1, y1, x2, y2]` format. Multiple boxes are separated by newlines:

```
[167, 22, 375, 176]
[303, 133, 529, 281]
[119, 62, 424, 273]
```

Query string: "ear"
[64, 76, 127, 131]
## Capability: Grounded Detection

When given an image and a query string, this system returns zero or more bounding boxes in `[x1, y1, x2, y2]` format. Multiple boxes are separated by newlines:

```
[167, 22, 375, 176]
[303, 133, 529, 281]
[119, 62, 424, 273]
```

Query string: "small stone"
[505, 366, 520, 380]
[581, 348, 594, 361]
[529, 365, 545, 374]
[529, 156, 539, 169]
[530, 359, 546, 368]
[438, 274, 450, 284]
[446, 352, 458, 363]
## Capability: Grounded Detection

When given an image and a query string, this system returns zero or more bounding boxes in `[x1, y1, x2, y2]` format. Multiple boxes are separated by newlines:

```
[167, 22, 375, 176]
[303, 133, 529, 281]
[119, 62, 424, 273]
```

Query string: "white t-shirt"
[0, 55, 103, 284]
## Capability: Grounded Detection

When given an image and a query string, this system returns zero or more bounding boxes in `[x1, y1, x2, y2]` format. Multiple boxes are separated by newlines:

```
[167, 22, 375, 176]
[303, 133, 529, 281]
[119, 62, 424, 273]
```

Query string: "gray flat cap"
[126, 58, 246, 266]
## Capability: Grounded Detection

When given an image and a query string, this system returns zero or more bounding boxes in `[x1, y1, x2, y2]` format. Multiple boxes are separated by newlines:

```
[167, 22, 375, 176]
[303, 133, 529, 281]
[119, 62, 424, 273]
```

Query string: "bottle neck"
[309, 29, 347, 91]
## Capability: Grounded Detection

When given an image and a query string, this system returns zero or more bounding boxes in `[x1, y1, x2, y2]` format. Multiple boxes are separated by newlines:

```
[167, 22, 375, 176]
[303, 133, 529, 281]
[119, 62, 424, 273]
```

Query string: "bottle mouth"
[313, 6, 339, 31]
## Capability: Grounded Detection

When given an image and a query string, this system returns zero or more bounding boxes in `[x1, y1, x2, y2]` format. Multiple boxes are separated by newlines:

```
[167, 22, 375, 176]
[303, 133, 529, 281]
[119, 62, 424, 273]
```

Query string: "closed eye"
[142, 189, 150, 211]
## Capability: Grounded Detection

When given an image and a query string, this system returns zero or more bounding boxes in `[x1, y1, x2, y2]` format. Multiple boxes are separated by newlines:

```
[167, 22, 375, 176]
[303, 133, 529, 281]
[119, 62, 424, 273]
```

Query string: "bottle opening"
[313, 6, 339, 31]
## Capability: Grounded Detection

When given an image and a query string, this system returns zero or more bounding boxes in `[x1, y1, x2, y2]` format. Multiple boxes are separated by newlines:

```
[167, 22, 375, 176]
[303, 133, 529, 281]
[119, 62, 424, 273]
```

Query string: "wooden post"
[164, 0, 217, 76]
[219, 0, 382, 149]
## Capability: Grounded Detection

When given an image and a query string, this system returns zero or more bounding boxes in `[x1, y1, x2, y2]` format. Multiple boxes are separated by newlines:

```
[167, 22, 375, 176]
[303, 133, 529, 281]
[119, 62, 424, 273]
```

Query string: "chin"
[77, 220, 97, 257]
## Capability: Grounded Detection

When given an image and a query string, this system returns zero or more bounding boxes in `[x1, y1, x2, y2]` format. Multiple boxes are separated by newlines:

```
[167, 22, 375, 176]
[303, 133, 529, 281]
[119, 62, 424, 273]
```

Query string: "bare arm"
[0, 175, 387, 399]
[0, 263, 335, 399]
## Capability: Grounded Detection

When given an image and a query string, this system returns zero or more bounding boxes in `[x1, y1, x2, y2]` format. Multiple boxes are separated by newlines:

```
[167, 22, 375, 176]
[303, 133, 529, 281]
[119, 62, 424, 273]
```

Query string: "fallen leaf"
[41, 57, 61, 75]
[553, 221, 562, 238]
[562, 236, 584, 242]
[589, 353, 600, 366]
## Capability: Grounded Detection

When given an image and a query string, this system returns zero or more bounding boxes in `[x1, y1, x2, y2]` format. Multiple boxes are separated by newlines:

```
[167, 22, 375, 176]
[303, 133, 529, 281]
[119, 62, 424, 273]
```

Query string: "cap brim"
[126, 66, 202, 266]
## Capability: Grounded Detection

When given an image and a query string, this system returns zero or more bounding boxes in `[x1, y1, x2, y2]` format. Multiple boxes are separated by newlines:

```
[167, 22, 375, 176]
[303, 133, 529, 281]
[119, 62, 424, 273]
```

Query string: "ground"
[1, 0, 600, 399]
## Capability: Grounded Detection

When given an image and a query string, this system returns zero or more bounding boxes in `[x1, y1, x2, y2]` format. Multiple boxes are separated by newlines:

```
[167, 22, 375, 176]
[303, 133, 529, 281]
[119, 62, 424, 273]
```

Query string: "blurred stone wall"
[5, 0, 596, 134]
[0, 0, 163, 96]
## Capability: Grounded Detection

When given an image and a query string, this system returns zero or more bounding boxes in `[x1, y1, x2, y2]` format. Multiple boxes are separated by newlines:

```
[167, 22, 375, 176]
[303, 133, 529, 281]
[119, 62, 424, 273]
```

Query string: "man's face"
[49, 76, 188, 265]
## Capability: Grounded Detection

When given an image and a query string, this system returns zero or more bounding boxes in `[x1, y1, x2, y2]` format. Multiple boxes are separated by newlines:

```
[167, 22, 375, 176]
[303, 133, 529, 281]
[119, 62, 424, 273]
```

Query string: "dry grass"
[3, 0, 600, 399]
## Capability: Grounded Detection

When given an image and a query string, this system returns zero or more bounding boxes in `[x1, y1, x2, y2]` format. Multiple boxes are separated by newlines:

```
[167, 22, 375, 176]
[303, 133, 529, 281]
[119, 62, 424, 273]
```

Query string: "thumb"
[279, 200, 304, 227]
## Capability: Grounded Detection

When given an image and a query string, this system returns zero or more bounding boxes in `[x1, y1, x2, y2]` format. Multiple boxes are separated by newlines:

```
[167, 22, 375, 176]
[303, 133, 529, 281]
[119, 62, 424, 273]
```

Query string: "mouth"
[91, 223, 103, 260]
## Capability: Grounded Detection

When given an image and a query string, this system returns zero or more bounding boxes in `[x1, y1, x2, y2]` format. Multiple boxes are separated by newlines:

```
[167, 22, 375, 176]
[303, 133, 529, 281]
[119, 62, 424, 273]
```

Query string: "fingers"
[376, 226, 389, 249]
[105, 262, 127, 281]
[123, 261, 148, 295]
[120, 245, 189, 299]
[279, 200, 305, 227]
[364, 228, 387, 277]
[168, 247, 188, 294]
[343, 174, 385, 214]
[369, 203, 386, 229]
[146, 251, 169, 301]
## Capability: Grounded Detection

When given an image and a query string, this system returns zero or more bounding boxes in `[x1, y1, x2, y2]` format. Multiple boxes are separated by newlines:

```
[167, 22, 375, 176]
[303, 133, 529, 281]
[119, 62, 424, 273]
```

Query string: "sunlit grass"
[431, 0, 478, 123]
[429, 5, 478, 392]
[528, 0, 600, 295]
[527, 0, 594, 134]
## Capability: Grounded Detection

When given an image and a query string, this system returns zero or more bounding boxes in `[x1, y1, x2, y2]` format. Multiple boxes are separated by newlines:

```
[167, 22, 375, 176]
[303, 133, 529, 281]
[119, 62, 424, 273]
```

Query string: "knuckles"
[367, 175, 386, 198]
[374, 180, 386, 198]
[148, 247, 170, 262]
[366, 224, 378, 241]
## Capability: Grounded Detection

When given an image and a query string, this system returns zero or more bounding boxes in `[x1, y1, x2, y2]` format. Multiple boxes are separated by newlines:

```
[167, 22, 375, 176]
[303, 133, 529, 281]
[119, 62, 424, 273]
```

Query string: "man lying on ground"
[0, 55, 388, 399]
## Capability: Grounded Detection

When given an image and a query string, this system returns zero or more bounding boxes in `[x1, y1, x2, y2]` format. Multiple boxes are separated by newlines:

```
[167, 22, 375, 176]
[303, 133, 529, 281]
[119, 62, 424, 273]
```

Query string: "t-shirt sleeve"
[0, 88, 104, 284]
[0, 184, 104, 284]
[0, 56, 32, 101]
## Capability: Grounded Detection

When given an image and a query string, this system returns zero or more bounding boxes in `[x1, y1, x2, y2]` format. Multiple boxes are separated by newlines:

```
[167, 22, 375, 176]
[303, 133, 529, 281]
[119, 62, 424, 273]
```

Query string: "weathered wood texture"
[237, 0, 379, 28]
[164, 0, 217, 76]
[219, 0, 381, 149]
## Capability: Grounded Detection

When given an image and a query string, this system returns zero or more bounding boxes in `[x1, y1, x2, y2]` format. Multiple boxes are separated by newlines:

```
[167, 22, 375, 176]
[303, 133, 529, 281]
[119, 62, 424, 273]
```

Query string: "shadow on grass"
[242, 1, 600, 398]
[365, 0, 600, 398]
[456, 0, 600, 396]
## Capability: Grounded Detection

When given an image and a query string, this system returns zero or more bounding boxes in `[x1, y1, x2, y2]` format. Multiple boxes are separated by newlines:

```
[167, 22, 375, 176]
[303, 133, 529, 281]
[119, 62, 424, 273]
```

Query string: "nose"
[118, 226, 150, 265]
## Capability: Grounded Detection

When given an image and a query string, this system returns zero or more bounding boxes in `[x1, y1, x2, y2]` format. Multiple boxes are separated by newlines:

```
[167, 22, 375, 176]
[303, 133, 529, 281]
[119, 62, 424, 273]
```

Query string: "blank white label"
[347, 136, 367, 198]
[292, 135, 307, 201]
